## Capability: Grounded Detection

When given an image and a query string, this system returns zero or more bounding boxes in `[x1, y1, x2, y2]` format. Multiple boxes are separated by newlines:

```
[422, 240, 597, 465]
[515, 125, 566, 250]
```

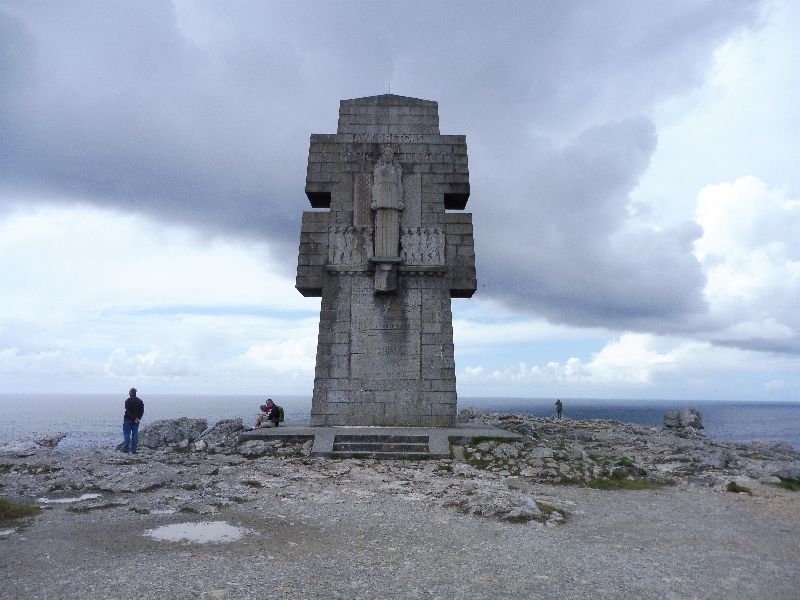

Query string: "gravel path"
[4, 479, 799, 599]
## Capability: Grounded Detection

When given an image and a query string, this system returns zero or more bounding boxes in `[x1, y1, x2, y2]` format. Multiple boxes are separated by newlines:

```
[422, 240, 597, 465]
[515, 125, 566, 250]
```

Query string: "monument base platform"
[238, 424, 521, 459]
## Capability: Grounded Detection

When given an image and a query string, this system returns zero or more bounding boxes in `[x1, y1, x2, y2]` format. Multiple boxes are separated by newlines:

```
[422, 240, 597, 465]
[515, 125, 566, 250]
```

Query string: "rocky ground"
[1, 411, 799, 599]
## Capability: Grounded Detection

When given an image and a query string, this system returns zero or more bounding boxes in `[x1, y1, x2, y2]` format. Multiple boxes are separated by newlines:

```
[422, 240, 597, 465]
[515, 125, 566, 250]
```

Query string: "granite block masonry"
[296, 95, 476, 427]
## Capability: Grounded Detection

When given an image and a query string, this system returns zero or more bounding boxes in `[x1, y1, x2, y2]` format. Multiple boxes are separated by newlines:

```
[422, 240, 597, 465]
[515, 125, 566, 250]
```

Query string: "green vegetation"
[616, 456, 637, 469]
[0, 497, 41, 521]
[725, 481, 753, 495]
[468, 436, 516, 446]
[66, 502, 126, 513]
[182, 483, 199, 491]
[587, 477, 663, 491]
[536, 502, 570, 522]
[774, 478, 800, 492]
[241, 479, 263, 488]
[130, 507, 150, 515]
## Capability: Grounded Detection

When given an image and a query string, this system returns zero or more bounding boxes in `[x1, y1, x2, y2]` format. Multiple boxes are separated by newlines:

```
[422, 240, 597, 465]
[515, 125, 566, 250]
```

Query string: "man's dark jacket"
[124, 396, 145, 421]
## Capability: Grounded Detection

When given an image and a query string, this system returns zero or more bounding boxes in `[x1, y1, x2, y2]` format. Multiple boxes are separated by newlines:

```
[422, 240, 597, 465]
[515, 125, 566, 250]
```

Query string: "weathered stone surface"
[4, 412, 800, 600]
[2, 412, 799, 539]
[0, 432, 66, 457]
[297, 95, 475, 427]
[138, 418, 208, 448]
[663, 408, 704, 429]
[197, 419, 245, 449]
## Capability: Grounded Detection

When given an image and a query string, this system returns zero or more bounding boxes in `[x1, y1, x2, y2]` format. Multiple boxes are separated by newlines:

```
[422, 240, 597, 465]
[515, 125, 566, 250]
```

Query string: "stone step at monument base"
[331, 434, 430, 459]
[238, 425, 522, 460]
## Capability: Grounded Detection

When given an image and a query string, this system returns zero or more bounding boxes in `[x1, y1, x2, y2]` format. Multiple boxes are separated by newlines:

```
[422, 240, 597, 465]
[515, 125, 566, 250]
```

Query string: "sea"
[1, 394, 798, 452]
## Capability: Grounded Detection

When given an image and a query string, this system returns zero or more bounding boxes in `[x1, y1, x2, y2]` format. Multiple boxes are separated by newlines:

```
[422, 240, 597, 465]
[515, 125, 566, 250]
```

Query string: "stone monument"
[296, 95, 476, 427]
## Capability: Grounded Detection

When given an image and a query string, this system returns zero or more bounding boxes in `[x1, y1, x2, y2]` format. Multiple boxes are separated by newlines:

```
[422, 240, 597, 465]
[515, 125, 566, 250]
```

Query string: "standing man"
[555, 398, 563, 420]
[123, 387, 145, 453]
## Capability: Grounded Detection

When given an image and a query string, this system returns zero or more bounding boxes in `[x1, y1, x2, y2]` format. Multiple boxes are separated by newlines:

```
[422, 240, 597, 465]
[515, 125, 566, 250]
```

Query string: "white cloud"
[0, 204, 319, 392]
[694, 177, 800, 352]
[458, 331, 800, 400]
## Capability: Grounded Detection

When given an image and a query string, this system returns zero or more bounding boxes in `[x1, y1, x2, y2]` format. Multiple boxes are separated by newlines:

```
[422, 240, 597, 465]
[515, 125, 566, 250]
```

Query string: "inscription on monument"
[341, 151, 454, 164]
[352, 133, 424, 143]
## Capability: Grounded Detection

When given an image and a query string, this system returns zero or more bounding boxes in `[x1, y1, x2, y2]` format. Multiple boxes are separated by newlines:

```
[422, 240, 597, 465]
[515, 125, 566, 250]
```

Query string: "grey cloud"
[474, 117, 707, 330]
[0, 1, 759, 324]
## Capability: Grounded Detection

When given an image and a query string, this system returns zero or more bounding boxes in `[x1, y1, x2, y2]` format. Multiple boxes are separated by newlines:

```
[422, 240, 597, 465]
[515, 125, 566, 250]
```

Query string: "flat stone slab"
[238, 423, 520, 458]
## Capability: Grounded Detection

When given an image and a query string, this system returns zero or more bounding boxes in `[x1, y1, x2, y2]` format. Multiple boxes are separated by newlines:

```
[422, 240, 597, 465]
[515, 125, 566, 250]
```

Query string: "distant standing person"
[555, 398, 563, 420]
[123, 387, 145, 453]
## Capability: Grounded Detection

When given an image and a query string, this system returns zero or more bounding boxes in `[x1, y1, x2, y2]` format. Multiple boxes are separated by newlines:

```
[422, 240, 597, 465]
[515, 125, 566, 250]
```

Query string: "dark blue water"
[1, 394, 798, 451]
[463, 397, 800, 449]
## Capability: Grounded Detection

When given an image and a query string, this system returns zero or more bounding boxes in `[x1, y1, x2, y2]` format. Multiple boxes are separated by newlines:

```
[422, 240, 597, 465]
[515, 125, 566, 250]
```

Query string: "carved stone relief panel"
[328, 226, 373, 269]
[400, 227, 445, 266]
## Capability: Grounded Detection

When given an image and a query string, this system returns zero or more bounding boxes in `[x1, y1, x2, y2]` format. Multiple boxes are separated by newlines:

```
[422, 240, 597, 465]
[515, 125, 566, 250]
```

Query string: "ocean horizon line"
[2, 392, 796, 405]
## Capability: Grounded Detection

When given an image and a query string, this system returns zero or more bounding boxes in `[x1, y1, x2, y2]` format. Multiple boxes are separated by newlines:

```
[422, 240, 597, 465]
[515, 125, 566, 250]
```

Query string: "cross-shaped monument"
[296, 95, 476, 427]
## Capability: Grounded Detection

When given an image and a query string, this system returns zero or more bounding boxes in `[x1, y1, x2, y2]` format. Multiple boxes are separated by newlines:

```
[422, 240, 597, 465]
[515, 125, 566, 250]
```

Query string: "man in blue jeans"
[123, 387, 145, 453]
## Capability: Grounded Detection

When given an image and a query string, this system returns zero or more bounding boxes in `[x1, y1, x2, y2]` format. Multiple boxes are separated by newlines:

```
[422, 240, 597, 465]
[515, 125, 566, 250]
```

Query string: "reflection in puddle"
[37, 493, 102, 504]
[144, 521, 253, 543]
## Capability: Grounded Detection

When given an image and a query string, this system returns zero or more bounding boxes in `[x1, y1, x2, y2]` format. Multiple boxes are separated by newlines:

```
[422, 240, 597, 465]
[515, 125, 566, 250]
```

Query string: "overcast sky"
[1, 0, 798, 401]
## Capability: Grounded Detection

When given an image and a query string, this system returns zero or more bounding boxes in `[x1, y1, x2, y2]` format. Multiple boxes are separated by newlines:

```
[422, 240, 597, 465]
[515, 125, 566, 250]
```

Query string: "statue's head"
[380, 145, 394, 163]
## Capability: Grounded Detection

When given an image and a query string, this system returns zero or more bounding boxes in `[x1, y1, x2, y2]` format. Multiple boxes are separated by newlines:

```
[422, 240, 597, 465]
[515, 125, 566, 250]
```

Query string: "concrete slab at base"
[238, 424, 520, 458]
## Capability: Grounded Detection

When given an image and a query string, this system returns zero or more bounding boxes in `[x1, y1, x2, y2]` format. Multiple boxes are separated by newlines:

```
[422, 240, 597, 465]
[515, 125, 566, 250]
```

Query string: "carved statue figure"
[371, 146, 404, 259]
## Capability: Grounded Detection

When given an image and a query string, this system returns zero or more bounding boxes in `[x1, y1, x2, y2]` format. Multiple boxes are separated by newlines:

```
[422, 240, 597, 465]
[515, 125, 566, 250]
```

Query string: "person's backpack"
[276, 405, 285, 424]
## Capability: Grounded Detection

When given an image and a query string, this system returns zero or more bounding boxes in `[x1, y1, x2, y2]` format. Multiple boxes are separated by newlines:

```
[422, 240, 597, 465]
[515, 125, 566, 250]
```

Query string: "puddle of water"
[37, 493, 102, 504]
[144, 521, 253, 543]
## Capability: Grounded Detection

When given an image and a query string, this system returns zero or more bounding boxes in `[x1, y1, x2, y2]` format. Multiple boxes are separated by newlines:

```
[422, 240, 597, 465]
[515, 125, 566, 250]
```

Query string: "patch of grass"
[557, 475, 584, 485]
[0, 465, 12, 475]
[617, 456, 637, 469]
[130, 507, 150, 515]
[0, 497, 41, 521]
[536, 502, 570, 522]
[179, 506, 198, 514]
[434, 463, 454, 473]
[66, 503, 126, 513]
[242, 479, 263, 488]
[726, 481, 753, 495]
[772, 478, 800, 492]
[587, 477, 663, 491]
[182, 483, 199, 491]
[469, 436, 512, 446]
[587, 453, 607, 464]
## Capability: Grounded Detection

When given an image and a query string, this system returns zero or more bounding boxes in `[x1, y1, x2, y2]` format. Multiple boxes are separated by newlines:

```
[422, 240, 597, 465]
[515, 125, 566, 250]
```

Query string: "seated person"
[255, 399, 280, 428]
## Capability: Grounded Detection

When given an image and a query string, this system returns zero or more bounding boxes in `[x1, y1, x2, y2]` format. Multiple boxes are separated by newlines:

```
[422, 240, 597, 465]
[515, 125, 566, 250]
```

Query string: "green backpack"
[276, 405, 285, 424]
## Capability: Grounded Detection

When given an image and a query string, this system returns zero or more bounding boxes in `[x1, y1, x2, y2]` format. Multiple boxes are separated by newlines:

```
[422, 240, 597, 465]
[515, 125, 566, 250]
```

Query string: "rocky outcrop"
[2, 412, 798, 530]
[194, 419, 245, 452]
[137, 418, 208, 449]
[663, 408, 704, 429]
[0, 432, 67, 457]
